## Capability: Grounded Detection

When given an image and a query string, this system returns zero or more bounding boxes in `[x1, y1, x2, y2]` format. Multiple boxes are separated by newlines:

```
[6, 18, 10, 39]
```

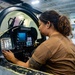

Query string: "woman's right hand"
[2, 50, 16, 62]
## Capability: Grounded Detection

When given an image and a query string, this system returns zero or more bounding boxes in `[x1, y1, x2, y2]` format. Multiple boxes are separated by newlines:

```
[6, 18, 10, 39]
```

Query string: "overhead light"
[31, 0, 40, 5]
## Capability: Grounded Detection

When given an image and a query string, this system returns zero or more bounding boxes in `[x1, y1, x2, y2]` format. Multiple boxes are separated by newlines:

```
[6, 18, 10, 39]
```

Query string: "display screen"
[17, 33, 26, 42]
[26, 37, 32, 46]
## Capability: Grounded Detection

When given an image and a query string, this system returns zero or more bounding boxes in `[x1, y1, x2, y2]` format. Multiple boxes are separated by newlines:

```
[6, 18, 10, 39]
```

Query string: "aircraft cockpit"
[0, 5, 49, 75]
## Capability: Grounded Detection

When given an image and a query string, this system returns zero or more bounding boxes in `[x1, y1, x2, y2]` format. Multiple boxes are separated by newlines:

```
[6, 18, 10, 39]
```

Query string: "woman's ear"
[46, 21, 51, 28]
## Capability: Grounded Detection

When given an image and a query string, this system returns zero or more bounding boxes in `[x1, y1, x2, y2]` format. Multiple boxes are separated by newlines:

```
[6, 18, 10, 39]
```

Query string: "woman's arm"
[2, 50, 43, 70]
[2, 50, 29, 68]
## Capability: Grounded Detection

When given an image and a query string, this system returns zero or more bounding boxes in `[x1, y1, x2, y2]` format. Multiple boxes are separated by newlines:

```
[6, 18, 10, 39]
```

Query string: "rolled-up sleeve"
[32, 43, 51, 64]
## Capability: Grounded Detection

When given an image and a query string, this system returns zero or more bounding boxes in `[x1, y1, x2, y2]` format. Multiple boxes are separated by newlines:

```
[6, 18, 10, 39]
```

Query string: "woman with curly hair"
[2, 10, 75, 75]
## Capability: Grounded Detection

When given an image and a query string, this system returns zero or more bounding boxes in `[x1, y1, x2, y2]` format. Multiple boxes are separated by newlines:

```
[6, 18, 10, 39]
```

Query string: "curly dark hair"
[39, 10, 73, 37]
[58, 16, 72, 37]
